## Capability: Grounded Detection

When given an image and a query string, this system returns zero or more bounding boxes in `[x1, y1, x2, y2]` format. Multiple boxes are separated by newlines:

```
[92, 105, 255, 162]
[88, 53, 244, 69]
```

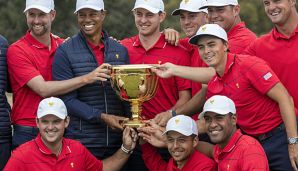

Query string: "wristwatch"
[288, 137, 298, 145]
[168, 109, 177, 117]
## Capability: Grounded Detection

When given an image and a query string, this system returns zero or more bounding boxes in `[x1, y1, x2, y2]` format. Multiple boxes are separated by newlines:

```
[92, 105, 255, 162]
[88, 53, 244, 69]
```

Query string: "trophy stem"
[122, 99, 145, 128]
[131, 100, 142, 120]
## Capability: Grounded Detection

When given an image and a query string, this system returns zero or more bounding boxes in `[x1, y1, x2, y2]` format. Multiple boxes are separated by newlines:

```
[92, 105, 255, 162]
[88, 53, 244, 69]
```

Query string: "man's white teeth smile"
[84, 24, 94, 29]
[210, 130, 220, 135]
[173, 151, 181, 156]
[271, 12, 279, 16]
[33, 25, 42, 29]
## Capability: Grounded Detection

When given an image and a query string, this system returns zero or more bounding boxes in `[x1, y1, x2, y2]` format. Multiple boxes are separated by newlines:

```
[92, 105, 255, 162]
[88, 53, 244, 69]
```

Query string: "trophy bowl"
[110, 64, 159, 128]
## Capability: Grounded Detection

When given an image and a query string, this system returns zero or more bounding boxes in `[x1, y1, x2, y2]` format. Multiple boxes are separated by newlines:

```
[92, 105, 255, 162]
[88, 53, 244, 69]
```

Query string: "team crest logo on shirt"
[70, 162, 74, 168]
[116, 54, 119, 59]
[236, 83, 240, 88]
[175, 119, 180, 125]
[158, 61, 162, 65]
[48, 102, 54, 107]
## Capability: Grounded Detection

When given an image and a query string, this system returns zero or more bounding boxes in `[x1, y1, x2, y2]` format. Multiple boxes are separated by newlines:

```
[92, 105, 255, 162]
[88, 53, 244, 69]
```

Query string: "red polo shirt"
[244, 25, 298, 110]
[7, 31, 64, 126]
[141, 143, 216, 171]
[206, 53, 284, 136]
[4, 134, 102, 171]
[228, 22, 257, 54]
[87, 39, 105, 65]
[121, 34, 191, 119]
[213, 130, 269, 171]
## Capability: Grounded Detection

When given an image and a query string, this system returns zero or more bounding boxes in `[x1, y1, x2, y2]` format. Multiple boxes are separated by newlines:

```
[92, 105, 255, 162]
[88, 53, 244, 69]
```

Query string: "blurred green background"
[0, 0, 296, 43]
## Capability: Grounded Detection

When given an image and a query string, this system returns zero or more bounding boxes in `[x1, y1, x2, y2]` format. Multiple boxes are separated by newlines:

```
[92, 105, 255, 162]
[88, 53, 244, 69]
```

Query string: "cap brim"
[199, 2, 238, 9]
[172, 8, 208, 16]
[132, 5, 161, 14]
[189, 35, 200, 45]
[38, 111, 66, 119]
[199, 109, 231, 119]
[171, 9, 181, 16]
[74, 5, 104, 13]
[24, 5, 51, 13]
[162, 129, 195, 136]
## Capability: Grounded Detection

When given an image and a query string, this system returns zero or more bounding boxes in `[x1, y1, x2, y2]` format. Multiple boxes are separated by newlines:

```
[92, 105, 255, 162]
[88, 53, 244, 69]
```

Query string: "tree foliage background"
[0, 0, 296, 44]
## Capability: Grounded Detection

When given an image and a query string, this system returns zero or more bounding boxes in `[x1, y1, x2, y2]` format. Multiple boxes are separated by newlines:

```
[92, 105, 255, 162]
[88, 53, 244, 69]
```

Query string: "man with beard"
[7, 0, 110, 149]
[4, 97, 138, 171]
[199, 95, 269, 170]
[0, 35, 11, 170]
[140, 115, 216, 171]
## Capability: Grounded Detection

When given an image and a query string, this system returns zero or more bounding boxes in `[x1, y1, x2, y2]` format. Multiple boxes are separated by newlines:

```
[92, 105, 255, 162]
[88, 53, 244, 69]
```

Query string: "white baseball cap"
[199, 95, 236, 119]
[189, 24, 228, 45]
[24, 0, 55, 13]
[132, 0, 164, 14]
[74, 0, 105, 13]
[163, 115, 198, 136]
[200, 0, 238, 9]
[37, 97, 68, 119]
[172, 0, 208, 16]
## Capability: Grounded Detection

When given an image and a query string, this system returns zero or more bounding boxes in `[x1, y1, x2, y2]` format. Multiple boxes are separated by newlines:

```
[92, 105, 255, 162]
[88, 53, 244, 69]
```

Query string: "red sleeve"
[7, 45, 41, 89]
[239, 145, 269, 170]
[3, 150, 26, 171]
[242, 40, 257, 56]
[175, 49, 191, 91]
[83, 145, 103, 171]
[141, 143, 168, 171]
[245, 57, 280, 94]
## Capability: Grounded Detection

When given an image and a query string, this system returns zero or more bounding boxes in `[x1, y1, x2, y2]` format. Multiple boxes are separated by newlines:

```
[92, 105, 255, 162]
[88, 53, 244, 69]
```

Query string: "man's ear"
[233, 5, 240, 17]
[64, 116, 70, 128]
[231, 114, 237, 126]
[193, 136, 199, 148]
[159, 12, 166, 23]
[36, 118, 40, 129]
[50, 10, 56, 22]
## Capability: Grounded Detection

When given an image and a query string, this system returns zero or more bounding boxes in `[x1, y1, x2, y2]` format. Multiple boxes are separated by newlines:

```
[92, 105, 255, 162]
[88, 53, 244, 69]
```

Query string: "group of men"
[0, 0, 298, 170]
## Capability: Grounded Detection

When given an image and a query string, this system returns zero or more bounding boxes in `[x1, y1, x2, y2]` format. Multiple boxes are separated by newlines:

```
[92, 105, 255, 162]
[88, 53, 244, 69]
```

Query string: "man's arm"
[27, 64, 111, 98]
[176, 85, 207, 115]
[267, 83, 298, 170]
[153, 63, 215, 84]
[102, 127, 138, 171]
[154, 85, 207, 126]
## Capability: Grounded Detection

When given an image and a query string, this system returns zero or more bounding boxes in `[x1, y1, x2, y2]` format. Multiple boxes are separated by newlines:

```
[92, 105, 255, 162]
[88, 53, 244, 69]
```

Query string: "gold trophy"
[110, 64, 159, 128]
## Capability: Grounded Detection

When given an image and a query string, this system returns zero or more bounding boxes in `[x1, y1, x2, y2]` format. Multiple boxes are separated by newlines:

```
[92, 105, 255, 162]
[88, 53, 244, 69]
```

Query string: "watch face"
[289, 138, 298, 144]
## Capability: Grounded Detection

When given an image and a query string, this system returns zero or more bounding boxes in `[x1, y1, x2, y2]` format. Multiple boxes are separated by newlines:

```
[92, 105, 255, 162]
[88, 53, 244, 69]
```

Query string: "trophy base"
[122, 119, 145, 128]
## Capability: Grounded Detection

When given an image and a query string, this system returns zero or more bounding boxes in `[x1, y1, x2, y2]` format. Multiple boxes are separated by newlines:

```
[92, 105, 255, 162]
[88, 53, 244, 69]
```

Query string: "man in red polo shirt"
[121, 0, 191, 121]
[200, 0, 256, 54]
[244, 0, 298, 112]
[153, 24, 298, 171]
[7, 0, 111, 150]
[200, 95, 269, 170]
[140, 115, 216, 171]
[171, 0, 209, 97]
[4, 97, 137, 171]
